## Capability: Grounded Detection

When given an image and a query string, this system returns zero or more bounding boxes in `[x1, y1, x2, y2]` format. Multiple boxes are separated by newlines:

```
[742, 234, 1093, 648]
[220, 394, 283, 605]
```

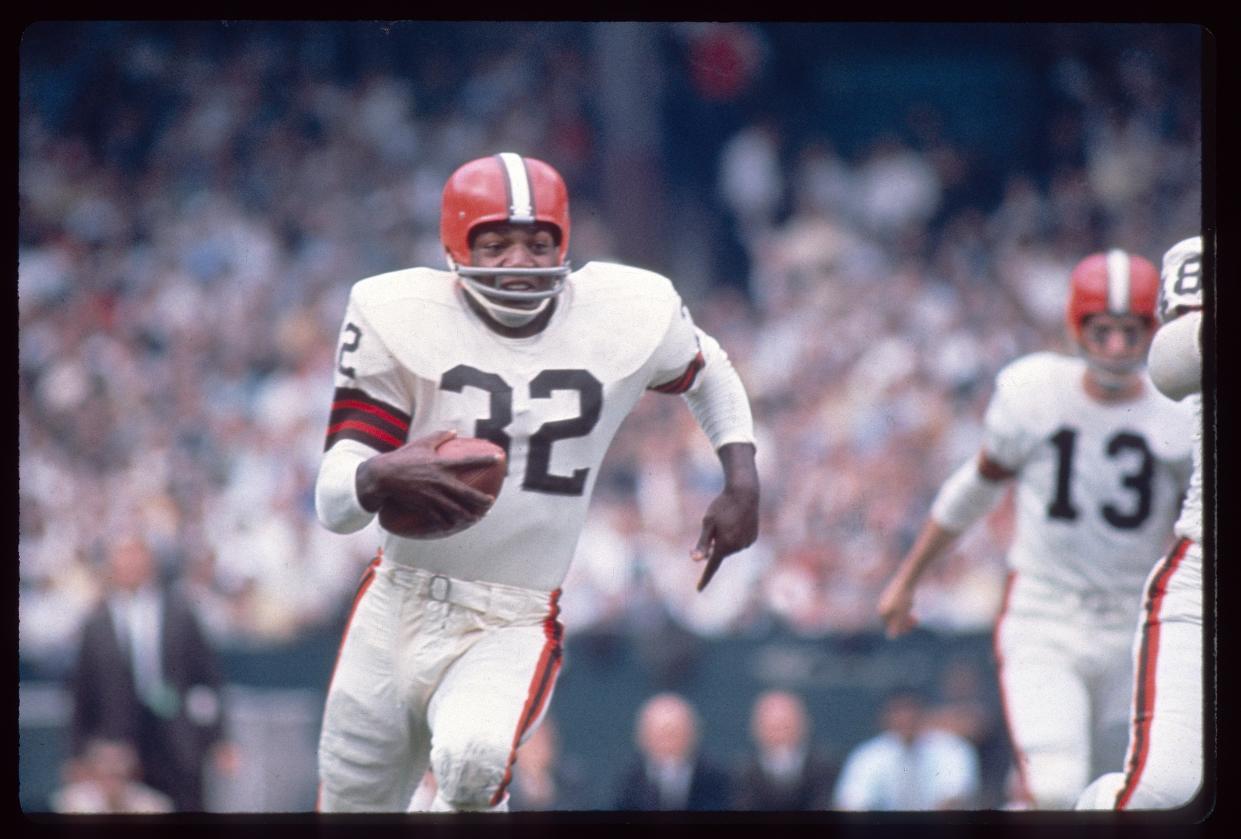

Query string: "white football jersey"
[322, 262, 712, 590]
[982, 352, 1194, 596]
[1159, 235, 1205, 544]
[1173, 393, 1202, 544]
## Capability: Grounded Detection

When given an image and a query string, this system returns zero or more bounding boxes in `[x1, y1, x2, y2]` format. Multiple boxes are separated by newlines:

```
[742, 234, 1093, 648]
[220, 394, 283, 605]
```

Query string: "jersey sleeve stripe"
[324, 387, 412, 452]
[330, 387, 412, 429]
[330, 398, 411, 431]
[649, 351, 705, 394]
[325, 420, 406, 452]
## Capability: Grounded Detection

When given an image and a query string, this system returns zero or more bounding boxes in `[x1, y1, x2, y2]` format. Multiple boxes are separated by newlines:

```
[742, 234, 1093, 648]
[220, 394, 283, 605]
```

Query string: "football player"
[877, 250, 1195, 809]
[313, 153, 760, 812]
[1075, 235, 1206, 810]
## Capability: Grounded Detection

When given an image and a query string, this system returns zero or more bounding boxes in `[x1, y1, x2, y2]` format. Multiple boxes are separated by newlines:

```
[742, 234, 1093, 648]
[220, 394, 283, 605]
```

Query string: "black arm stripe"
[324, 387, 413, 452]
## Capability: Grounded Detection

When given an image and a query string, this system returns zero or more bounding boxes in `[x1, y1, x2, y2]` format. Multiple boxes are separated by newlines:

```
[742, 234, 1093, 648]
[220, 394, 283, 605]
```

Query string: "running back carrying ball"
[379, 436, 507, 538]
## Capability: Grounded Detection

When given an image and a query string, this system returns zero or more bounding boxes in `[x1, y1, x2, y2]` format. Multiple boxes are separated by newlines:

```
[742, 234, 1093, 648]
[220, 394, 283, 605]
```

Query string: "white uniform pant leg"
[426, 607, 563, 811]
[317, 563, 426, 812]
[1088, 621, 1139, 782]
[995, 601, 1095, 809]
[1114, 540, 1203, 810]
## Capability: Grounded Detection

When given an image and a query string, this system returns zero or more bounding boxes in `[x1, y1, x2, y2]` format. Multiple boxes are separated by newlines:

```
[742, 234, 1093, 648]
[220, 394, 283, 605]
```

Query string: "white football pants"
[1077, 539, 1204, 810]
[994, 572, 1138, 809]
[316, 557, 563, 812]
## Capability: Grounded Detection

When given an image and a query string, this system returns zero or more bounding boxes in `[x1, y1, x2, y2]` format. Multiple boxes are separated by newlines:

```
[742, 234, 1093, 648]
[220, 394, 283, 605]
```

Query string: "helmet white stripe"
[1106, 249, 1131, 314]
[498, 152, 534, 223]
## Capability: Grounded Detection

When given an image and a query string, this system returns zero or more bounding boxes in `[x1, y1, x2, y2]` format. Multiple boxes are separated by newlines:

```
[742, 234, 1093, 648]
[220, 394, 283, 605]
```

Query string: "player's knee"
[1075, 773, 1126, 810]
[430, 733, 510, 810]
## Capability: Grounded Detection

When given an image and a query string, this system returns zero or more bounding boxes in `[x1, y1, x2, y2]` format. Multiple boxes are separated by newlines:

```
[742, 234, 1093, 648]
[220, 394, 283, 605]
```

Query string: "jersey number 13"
[1047, 426, 1155, 530]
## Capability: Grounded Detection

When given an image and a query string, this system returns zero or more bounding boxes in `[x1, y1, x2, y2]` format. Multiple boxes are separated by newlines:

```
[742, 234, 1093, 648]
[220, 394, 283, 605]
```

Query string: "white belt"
[381, 564, 556, 618]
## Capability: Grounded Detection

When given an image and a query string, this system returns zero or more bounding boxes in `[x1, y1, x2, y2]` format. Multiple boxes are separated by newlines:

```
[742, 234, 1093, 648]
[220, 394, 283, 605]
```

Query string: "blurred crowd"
[19, 22, 1202, 678]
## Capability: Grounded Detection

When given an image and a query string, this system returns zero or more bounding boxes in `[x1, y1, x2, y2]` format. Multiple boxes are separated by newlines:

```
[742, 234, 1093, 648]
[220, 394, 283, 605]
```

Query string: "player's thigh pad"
[318, 572, 419, 811]
[427, 617, 560, 810]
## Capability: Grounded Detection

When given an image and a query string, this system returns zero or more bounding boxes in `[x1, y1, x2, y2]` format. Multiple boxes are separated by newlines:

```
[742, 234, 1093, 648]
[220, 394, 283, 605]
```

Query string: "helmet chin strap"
[448, 255, 568, 328]
[459, 279, 552, 327]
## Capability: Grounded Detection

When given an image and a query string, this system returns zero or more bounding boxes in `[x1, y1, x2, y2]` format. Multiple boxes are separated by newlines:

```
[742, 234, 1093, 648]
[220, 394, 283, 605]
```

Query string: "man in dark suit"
[613, 692, 731, 811]
[731, 689, 838, 811]
[68, 535, 233, 812]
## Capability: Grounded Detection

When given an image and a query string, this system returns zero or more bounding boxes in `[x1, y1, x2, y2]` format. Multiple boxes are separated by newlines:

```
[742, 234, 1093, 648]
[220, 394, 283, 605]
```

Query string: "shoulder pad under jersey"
[559, 262, 686, 379]
[347, 267, 467, 379]
[995, 351, 1083, 405]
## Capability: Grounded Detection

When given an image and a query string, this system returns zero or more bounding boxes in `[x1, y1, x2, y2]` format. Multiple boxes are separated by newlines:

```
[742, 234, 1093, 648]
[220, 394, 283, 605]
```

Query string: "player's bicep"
[324, 386, 413, 454]
[647, 304, 706, 394]
[325, 303, 414, 455]
[980, 374, 1033, 472]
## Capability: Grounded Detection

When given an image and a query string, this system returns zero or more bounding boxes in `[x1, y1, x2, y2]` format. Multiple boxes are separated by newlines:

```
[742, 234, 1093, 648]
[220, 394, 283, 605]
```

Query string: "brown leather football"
[378, 436, 506, 539]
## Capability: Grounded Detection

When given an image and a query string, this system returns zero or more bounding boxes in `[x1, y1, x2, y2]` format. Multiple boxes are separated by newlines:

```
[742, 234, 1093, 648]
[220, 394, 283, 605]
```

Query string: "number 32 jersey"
[982, 352, 1195, 596]
[319, 262, 718, 591]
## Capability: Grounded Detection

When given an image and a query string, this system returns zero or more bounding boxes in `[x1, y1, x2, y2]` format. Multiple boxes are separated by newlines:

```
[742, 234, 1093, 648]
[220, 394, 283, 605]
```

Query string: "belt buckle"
[429, 575, 451, 602]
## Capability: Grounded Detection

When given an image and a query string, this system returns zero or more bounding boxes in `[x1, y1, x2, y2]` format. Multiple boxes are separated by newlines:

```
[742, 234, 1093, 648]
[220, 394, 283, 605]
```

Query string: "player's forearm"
[315, 443, 378, 533]
[717, 441, 759, 496]
[893, 454, 1008, 591]
[928, 454, 1009, 533]
[682, 331, 756, 449]
[891, 518, 961, 590]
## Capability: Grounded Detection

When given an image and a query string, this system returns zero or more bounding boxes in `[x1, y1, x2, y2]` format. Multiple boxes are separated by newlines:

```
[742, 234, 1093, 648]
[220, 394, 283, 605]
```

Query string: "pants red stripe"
[489, 590, 564, 807]
[1115, 538, 1191, 810]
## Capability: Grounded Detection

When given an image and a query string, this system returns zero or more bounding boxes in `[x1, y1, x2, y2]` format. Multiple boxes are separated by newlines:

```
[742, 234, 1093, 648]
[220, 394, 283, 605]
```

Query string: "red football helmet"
[1065, 249, 1159, 341]
[440, 153, 571, 315]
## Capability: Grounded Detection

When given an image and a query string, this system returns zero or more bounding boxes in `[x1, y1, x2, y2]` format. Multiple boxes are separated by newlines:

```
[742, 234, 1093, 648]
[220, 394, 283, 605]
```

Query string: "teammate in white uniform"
[877, 250, 1194, 809]
[313, 153, 760, 812]
[1075, 235, 1206, 810]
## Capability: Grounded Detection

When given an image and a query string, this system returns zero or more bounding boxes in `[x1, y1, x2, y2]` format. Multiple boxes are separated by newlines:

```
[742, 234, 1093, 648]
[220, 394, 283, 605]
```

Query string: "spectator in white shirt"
[833, 687, 981, 811]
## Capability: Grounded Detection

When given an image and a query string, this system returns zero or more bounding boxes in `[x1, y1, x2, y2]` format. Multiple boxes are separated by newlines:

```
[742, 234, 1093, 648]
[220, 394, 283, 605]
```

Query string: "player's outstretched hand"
[691, 484, 759, 592]
[876, 577, 918, 639]
[357, 430, 500, 531]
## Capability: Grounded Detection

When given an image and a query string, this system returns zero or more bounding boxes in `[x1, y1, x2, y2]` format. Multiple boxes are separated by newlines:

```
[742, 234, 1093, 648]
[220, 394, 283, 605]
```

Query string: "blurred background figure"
[613, 692, 731, 811]
[731, 689, 837, 810]
[506, 717, 589, 811]
[52, 737, 173, 814]
[67, 535, 238, 812]
[924, 656, 1011, 809]
[832, 687, 981, 811]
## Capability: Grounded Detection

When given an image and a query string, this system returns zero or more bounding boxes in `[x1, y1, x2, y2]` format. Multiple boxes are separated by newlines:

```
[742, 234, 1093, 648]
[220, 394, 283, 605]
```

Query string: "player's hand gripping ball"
[378, 436, 507, 539]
